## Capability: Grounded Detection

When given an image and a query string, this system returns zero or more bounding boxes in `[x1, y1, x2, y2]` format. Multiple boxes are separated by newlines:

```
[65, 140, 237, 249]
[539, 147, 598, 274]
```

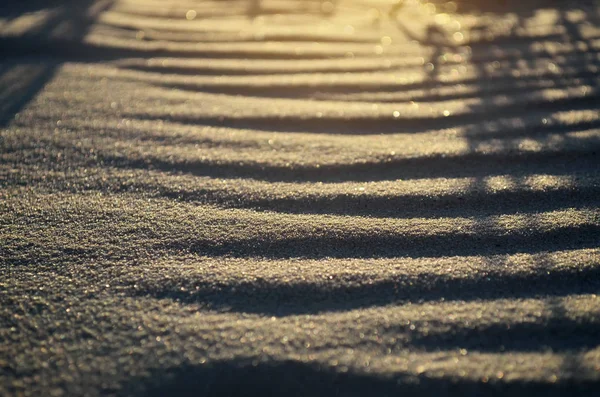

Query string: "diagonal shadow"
[146, 181, 600, 219]
[125, 90, 600, 134]
[0, 0, 114, 126]
[397, 317, 600, 352]
[102, 147, 600, 183]
[130, 264, 600, 316]
[121, 358, 600, 397]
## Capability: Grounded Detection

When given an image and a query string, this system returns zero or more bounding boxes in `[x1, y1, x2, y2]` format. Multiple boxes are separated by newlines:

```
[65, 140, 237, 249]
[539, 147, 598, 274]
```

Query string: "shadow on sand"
[0, 0, 113, 126]
[121, 358, 600, 397]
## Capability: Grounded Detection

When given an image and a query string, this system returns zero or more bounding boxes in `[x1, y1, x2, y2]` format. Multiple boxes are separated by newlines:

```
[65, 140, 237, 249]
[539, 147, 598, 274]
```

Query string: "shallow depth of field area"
[1, 0, 600, 396]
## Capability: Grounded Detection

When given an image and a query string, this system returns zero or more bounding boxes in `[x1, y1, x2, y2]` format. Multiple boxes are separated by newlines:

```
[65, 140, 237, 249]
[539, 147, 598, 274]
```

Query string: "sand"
[1, 0, 600, 395]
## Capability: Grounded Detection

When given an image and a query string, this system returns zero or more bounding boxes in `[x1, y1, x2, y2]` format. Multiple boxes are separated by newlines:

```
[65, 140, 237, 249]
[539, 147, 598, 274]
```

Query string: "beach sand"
[1, 0, 600, 395]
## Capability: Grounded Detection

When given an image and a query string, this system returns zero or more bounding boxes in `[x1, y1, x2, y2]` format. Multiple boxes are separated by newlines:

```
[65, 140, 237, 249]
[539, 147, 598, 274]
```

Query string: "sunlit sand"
[2, 0, 600, 395]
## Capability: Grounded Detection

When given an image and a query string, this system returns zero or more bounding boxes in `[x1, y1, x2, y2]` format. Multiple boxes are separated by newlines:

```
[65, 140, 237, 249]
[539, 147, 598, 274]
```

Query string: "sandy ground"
[1, 0, 600, 395]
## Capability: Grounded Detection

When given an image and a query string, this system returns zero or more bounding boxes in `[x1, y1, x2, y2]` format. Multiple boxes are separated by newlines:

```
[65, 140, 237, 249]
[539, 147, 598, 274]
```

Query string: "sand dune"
[1, 0, 600, 395]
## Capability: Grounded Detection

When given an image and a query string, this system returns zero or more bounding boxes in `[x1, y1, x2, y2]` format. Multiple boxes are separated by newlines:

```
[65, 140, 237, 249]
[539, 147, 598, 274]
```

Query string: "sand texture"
[1, 0, 600, 395]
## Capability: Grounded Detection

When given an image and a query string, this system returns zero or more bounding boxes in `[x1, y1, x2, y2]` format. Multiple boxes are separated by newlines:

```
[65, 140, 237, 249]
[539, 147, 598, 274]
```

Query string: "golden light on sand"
[2, 0, 599, 395]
